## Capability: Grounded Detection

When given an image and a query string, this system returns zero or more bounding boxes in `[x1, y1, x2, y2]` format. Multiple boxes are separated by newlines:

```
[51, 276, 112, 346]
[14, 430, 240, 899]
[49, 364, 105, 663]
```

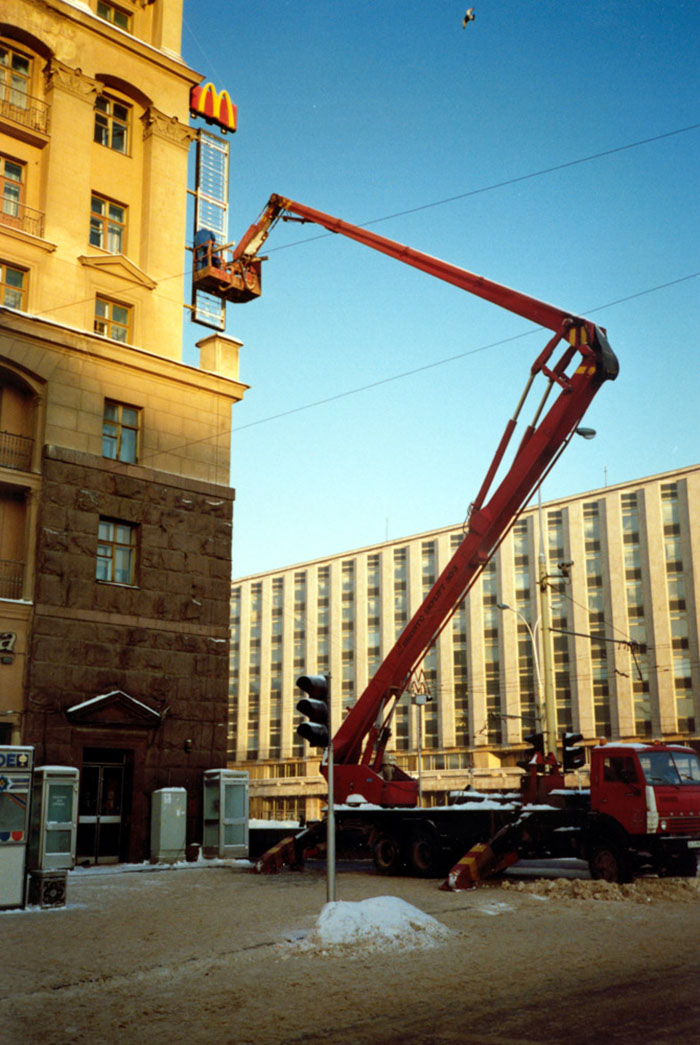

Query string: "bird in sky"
[462, 8, 475, 28]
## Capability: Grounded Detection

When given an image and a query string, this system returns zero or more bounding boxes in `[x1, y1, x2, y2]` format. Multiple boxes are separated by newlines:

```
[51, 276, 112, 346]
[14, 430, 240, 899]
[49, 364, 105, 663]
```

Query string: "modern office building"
[229, 465, 700, 820]
[0, 0, 247, 862]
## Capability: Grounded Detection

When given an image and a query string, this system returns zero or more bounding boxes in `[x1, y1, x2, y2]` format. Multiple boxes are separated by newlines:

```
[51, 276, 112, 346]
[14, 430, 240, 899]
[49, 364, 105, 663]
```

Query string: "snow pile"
[501, 876, 700, 904]
[289, 897, 453, 957]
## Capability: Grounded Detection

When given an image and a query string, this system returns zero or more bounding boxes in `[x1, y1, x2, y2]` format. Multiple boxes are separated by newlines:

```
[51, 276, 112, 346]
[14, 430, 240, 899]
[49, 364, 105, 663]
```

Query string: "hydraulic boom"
[219, 194, 619, 809]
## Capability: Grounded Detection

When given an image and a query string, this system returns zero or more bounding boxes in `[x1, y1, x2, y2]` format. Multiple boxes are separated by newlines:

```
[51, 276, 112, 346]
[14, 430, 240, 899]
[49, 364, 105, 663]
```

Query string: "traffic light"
[517, 732, 544, 771]
[562, 731, 585, 771]
[296, 674, 330, 748]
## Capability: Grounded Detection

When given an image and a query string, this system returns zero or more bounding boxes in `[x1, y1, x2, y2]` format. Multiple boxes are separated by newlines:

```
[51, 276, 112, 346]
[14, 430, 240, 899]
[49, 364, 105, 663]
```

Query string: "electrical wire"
[140, 270, 699, 463]
[28, 124, 700, 310]
[263, 124, 700, 253]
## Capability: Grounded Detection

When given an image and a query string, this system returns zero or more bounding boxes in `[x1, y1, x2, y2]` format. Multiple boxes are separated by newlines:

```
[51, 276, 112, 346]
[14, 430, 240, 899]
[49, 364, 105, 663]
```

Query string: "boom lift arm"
[226, 194, 619, 808]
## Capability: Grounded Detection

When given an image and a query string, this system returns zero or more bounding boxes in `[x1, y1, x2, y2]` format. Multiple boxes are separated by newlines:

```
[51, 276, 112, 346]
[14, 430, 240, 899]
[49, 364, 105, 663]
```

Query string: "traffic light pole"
[324, 674, 336, 903]
[295, 671, 335, 902]
[326, 727, 336, 903]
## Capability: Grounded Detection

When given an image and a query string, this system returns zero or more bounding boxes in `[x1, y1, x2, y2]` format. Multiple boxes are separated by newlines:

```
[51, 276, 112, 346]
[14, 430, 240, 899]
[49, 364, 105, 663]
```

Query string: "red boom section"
[234, 194, 579, 333]
[232, 193, 619, 806]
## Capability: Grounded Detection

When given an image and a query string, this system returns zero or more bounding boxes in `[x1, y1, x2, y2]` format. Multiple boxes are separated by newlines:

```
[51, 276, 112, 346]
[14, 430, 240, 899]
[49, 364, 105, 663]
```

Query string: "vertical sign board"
[0, 746, 33, 909]
[191, 130, 230, 330]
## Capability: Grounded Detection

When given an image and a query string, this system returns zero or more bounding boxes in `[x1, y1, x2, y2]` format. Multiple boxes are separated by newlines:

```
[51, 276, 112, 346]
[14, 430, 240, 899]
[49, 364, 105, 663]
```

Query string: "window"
[103, 400, 140, 463]
[94, 95, 129, 153]
[0, 45, 31, 108]
[1, 157, 23, 223]
[97, 519, 137, 584]
[96, 1, 132, 31]
[94, 296, 131, 342]
[0, 262, 25, 309]
[90, 195, 126, 253]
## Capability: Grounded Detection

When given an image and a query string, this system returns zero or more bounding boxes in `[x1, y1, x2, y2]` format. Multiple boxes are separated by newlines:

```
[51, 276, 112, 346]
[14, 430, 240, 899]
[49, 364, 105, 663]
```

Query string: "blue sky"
[180, 1, 699, 579]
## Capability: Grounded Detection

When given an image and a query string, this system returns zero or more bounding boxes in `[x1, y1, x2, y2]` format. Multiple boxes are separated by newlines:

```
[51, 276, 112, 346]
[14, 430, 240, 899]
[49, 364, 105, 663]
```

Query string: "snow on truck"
[203, 194, 699, 885]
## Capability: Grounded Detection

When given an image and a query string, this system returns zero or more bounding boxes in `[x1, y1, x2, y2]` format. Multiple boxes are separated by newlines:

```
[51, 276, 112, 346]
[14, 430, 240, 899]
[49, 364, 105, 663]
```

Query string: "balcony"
[0, 87, 50, 136]
[0, 559, 23, 600]
[0, 200, 45, 239]
[0, 431, 33, 472]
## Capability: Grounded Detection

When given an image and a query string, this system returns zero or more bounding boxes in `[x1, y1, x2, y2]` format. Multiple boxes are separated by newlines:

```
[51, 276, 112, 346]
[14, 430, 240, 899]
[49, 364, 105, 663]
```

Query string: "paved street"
[2, 862, 698, 1044]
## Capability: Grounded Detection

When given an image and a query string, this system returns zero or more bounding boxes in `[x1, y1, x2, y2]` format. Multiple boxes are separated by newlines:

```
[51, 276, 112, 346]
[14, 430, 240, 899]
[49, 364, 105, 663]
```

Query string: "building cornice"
[49, 0, 202, 85]
[45, 57, 99, 100]
[0, 306, 249, 402]
[43, 444, 236, 502]
[141, 105, 197, 149]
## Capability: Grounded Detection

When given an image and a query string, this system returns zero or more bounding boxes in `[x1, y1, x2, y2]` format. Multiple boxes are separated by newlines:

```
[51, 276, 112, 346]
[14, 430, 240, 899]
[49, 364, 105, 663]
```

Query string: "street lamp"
[497, 602, 545, 741]
[411, 692, 430, 807]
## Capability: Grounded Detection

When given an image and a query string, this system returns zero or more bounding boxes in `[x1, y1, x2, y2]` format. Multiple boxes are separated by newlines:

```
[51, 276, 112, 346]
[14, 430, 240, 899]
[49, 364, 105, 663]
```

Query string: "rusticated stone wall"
[23, 447, 235, 861]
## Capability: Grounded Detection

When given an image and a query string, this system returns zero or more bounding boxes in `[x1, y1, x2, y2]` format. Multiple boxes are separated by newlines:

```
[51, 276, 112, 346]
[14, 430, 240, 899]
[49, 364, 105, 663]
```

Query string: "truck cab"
[588, 742, 700, 881]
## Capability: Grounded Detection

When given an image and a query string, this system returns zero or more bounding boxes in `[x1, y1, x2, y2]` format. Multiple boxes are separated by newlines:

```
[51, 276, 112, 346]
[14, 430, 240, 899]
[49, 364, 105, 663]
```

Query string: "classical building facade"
[0, 0, 247, 862]
[229, 465, 700, 821]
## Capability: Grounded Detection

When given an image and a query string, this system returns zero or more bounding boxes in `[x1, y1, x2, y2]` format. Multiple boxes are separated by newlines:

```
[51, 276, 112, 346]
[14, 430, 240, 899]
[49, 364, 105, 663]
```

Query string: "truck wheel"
[589, 843, 631, 884]
[372, 833, 402, 875]
[407, 832, 441, 877]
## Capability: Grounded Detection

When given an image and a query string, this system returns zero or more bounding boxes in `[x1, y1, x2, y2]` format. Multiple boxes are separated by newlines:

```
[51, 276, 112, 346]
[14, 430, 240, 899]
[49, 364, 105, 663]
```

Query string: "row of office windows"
[229, 479, 697, 762]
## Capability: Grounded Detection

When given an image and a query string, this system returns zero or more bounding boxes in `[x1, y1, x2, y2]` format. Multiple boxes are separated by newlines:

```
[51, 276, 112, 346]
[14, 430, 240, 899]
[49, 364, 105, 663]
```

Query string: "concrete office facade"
[229, 466, 700, 820]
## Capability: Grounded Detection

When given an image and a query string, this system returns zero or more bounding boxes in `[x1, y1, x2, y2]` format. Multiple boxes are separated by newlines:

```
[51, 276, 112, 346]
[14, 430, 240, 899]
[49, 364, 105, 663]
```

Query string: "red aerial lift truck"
[197, 196, 700, 884]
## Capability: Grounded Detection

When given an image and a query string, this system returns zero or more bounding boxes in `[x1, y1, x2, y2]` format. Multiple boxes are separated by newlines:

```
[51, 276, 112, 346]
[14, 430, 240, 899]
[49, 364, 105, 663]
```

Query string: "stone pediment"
[65, 690, 162, 728]
[78, 254, 157, 289]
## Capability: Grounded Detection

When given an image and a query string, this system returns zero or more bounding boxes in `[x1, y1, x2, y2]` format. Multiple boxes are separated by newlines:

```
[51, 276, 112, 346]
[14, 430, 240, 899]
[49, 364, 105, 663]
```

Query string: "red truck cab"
[588, 742, 700, 880]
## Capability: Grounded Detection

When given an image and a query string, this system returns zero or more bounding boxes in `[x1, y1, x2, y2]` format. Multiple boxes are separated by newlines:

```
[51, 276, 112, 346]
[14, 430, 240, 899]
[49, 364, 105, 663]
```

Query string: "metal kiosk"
[202, 769, 249, 859]
[0, 745, 33, 910]
[151, 787, 187, 863]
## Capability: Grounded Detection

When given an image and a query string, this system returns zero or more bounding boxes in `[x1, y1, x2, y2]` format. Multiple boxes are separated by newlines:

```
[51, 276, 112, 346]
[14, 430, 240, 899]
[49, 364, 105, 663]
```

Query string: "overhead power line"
[30, 123, 699, 314]
[264, 124, 700, 253]
[140, 270, 698, 462]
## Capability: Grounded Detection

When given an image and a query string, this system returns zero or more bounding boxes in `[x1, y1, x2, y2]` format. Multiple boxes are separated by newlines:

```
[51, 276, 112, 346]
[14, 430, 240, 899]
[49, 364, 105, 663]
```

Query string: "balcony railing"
[0, 87, 50, 135]
[0, 430, 33, 471]
[0, 559, 23, 600]
[0, 200, 45, 239]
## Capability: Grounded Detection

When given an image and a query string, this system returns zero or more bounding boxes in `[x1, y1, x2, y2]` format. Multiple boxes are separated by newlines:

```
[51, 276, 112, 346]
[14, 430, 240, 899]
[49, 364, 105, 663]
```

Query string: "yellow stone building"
[1, 0, 247, 862]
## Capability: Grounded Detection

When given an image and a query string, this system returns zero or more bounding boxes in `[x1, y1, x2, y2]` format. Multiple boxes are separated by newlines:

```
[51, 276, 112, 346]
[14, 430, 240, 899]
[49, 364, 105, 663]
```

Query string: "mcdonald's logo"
[190, 82, 237, 133]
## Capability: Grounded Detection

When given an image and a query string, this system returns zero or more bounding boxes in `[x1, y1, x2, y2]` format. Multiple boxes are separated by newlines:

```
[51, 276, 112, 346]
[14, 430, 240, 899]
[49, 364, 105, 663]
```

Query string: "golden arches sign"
[189, 82, 237, 134]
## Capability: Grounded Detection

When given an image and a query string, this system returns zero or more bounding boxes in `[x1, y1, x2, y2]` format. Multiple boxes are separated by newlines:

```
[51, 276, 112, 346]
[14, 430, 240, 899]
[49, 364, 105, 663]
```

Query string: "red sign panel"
[190, 82, 237, 134]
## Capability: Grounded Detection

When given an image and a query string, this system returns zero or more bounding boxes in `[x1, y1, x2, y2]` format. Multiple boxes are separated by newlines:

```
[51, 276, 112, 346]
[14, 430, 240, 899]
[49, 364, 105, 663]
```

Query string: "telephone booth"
[26, 766, 79, 907]
[202, 769, 248, 859]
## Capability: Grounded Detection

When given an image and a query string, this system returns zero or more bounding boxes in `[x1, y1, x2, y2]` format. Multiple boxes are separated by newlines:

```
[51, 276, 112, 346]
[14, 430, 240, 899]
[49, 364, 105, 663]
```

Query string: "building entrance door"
[77, 748, 130, 864]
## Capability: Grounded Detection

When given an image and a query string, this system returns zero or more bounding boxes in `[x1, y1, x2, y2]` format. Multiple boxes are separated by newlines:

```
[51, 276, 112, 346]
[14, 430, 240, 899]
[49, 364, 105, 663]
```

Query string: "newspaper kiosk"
[0, 745, 33, 909]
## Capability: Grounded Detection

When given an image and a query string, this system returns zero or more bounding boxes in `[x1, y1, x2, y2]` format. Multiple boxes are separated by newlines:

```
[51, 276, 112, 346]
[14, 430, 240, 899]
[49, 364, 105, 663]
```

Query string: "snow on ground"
[288, 896, 454, 957]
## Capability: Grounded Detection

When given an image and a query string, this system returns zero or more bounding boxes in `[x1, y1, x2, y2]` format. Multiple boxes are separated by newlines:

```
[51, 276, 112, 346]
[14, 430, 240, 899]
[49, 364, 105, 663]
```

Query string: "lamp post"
[537, 429, 596, 758]
[497, 602, 545, 743]
[413, 693, 429, 806]
[501, 428, 596, 759]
